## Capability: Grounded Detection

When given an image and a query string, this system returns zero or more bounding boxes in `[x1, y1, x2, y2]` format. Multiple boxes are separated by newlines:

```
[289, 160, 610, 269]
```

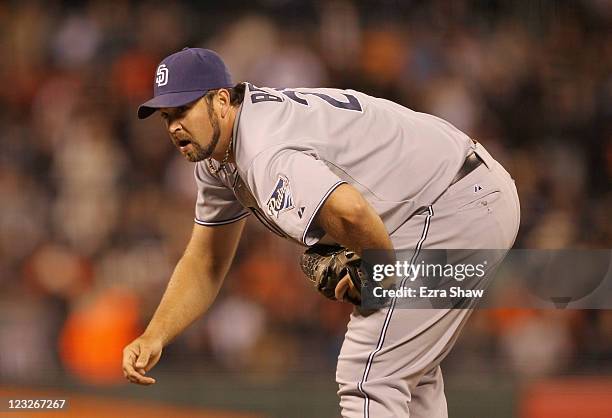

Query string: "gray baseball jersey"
[194, 83, 473, 245]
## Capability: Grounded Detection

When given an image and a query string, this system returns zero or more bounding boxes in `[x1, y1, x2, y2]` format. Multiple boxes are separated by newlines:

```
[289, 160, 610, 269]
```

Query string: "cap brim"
[137, 90, 207, 119]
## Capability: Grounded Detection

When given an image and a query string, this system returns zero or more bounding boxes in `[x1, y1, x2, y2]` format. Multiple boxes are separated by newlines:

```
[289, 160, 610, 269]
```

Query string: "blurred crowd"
[0, 0, 610, 387]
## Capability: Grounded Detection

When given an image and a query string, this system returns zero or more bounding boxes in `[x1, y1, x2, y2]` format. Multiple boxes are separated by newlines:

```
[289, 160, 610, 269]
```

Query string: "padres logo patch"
[266, 175, 294, 218]
[155, 64, 169, 87]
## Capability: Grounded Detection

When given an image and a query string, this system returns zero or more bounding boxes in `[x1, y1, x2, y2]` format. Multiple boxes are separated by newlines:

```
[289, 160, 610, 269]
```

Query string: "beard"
[183, 109, 221, 163]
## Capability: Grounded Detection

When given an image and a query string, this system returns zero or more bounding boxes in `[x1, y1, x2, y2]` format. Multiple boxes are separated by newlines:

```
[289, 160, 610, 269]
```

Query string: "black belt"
[450, 152, 484, 186]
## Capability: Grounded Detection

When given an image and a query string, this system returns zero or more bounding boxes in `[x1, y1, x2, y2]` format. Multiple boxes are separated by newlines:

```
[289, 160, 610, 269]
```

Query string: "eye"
[160, 111, 169, 120]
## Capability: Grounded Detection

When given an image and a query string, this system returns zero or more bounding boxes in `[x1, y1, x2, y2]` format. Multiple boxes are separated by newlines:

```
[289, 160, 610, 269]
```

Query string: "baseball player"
[122, 48, 520, 417]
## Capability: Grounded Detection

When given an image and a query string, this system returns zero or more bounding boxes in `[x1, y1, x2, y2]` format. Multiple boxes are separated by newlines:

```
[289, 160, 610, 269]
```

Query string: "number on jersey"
[248, 83, 362, 112]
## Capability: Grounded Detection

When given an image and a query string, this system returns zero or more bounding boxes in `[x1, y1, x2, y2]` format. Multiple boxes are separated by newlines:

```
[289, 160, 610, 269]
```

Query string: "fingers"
[122, 342, 157, 385]
[135, 347, 151, 370]
[335, 275, 352, 301]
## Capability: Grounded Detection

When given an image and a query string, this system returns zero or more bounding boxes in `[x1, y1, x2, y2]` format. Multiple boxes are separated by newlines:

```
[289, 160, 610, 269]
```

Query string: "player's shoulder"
[233, 83, 296, 168]
[234, 83, 379, 170]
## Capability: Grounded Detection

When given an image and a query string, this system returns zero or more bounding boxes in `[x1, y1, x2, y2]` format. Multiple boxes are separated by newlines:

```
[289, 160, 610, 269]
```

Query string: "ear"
[216, 89, 231, 118]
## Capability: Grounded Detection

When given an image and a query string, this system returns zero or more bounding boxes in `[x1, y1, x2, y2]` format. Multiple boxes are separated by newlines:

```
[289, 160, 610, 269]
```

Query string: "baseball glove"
[300, 245, 365, 305]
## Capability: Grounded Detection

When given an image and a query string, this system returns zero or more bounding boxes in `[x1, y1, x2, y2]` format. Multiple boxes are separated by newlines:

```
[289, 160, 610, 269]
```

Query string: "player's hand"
[122, 334, 163, 385]
[335, 274, 360, 303]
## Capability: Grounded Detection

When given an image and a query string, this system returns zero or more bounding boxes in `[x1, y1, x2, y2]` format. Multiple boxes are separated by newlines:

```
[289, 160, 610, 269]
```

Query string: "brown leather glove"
[300, 245, 365, 305]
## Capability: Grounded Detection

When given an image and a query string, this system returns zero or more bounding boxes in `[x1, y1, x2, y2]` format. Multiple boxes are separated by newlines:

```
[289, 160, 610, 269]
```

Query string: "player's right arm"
[122, 219, 246, 385]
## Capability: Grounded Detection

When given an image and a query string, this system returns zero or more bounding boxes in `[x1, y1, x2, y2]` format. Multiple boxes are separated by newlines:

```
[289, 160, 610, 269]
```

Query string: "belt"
[450, 152, 484, 186]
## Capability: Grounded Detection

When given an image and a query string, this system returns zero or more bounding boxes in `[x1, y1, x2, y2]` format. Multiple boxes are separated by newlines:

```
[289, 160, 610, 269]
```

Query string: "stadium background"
[0, 0, 610, 417]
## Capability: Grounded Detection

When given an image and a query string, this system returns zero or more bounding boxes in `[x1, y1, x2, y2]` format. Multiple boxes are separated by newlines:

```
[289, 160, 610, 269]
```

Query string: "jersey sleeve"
[194, 162, 250, 226]
[246, 148, 346, 245]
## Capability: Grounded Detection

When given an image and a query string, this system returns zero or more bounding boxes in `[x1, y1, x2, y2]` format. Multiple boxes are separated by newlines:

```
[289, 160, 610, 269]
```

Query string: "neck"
[211, 105, 238, 163]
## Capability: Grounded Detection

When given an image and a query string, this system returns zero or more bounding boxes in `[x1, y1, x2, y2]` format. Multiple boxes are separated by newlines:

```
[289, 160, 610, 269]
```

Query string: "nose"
[168, 118, 182, 134]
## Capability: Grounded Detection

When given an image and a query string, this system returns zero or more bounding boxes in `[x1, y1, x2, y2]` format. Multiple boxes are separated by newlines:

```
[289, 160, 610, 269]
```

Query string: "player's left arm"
[313, 184, 393, 300]
[246, 148, 392, 301]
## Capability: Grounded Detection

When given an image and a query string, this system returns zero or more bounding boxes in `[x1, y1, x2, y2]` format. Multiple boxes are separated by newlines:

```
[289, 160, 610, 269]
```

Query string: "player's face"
[160, 96, 220, 162]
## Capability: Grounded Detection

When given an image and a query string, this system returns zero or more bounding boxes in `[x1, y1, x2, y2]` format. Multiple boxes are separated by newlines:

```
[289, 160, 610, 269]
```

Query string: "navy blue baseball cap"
[137, 48, 233, 119]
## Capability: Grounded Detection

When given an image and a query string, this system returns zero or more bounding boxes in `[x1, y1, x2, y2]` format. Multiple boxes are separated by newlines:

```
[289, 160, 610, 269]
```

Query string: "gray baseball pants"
[336, 143, 520, 417]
